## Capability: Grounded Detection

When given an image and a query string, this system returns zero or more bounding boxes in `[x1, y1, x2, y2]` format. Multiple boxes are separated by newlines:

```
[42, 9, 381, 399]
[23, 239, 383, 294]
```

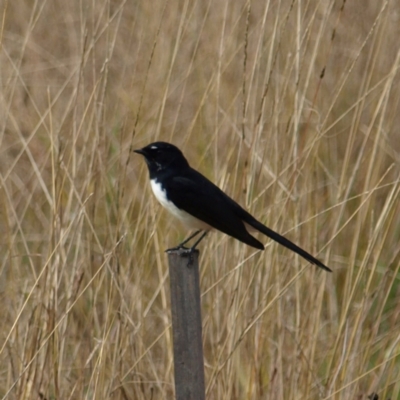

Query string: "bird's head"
[134, 142, 189, 175]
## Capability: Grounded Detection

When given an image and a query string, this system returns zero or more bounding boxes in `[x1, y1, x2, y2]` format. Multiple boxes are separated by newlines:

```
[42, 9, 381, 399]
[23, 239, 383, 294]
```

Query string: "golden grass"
[0, 0, 399, 399]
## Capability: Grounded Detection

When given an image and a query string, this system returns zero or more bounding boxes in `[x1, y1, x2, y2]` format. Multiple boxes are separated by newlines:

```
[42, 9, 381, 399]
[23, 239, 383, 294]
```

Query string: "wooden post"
[167, 249, 205, 400]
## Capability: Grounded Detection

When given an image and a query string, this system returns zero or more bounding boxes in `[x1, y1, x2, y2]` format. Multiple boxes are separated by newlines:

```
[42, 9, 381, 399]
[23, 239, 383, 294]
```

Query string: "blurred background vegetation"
[0, 0, 399, 399]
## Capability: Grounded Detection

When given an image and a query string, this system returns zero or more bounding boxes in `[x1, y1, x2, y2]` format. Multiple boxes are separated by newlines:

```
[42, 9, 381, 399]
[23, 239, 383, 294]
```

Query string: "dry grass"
[0, 0, 400, 399]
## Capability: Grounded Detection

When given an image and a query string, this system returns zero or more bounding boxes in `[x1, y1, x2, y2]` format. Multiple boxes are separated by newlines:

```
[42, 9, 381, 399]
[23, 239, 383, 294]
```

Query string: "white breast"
[150, 179, 211, 230]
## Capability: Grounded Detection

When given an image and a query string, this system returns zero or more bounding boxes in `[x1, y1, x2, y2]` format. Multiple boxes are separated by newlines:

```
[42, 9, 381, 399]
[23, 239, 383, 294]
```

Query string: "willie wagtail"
[134, 142, 330, 272]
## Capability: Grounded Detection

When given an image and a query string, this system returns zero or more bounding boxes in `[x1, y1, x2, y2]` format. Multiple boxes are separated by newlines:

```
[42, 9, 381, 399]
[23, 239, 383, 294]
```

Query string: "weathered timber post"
[167, 249, 205, 400]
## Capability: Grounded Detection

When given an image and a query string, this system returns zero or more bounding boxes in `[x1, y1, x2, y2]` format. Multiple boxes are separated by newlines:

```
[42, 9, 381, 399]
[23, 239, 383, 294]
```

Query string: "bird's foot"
[165, 245, 190, 253]
[165, 245, 199, 267]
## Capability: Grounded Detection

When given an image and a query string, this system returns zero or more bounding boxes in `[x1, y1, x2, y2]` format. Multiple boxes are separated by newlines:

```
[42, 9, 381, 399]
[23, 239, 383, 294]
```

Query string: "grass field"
[1, 0, 400, 399]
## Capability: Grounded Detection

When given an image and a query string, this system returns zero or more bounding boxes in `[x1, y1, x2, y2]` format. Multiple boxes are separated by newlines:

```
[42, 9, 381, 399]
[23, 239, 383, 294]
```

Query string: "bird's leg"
[189, 231, 208, 251]
[165, 230, 202, 252]
[166, 231, 208, 267]
[182, 231, 208, 267]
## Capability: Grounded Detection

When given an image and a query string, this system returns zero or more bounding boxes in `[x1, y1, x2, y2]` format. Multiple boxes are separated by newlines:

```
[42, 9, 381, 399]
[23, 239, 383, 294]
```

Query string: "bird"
[134, 142, 331, 272]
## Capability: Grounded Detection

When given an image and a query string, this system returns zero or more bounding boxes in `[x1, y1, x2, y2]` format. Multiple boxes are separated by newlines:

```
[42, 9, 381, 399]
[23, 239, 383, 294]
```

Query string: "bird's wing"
[165, 170, 264, 250]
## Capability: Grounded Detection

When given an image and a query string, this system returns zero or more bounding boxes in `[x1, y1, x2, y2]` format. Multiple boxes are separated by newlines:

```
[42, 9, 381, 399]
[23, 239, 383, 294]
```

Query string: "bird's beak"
[133, 148, 146, 156]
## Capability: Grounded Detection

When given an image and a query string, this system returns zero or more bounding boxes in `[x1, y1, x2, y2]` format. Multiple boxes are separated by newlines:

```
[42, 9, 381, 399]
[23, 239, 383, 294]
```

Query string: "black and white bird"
[134, 142, 330, 272]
